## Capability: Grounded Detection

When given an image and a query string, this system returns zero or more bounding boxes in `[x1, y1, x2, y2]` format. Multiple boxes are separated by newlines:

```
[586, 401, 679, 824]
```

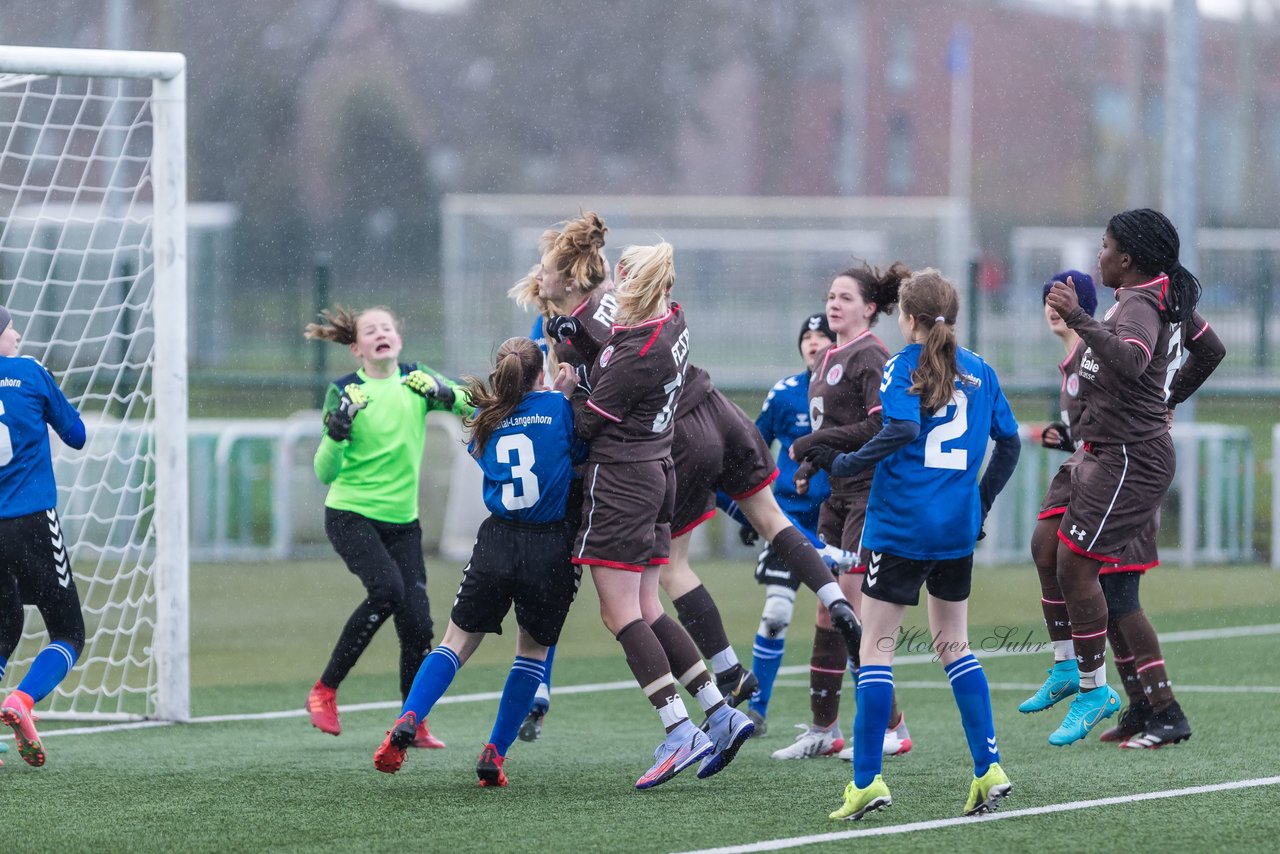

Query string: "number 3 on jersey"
[924, 390, 968, 470]
[495, 433, 540, 510]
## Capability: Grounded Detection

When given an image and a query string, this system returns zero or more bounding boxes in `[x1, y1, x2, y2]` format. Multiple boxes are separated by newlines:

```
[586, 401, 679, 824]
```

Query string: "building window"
[887, 113, 914, 193]
[886, 23, 915, 93]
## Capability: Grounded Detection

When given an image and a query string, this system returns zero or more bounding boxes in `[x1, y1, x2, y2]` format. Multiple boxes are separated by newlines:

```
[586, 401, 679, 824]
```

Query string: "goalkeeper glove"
[803, 444, 840, 473]
[546, 314, 582, 343]
[404, 369, 456, 409]
[325, 383, 369, 442]
[739, 524, 760, 548]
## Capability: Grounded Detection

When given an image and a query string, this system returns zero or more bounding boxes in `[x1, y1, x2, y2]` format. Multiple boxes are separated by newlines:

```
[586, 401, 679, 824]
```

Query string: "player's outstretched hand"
[550, 361, 578, 395]
[546, 315, 582, 343]
[739, 524, 760, 547]
[803, 444, 840, 473]
[404, 369, 456, 409]
[1045, 275, 1080, 319]
[793, 460, 817, 495]
[325, 382, 369, 442]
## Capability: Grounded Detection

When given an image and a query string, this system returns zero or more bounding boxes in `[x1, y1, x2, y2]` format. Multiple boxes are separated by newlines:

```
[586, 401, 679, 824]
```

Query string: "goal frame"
[0, 46, 189, 721]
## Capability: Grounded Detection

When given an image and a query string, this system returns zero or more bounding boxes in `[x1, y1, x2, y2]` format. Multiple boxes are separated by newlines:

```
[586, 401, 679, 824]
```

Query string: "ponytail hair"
[464, 337, 544, 455]
[304, 304, 398, 345]
[836, 260, 910, 325]
[615, 241, 675, 325]
[508, 211, 610, 315]
[1107, 208, 1201, 323]
[898, 268, 961, 411]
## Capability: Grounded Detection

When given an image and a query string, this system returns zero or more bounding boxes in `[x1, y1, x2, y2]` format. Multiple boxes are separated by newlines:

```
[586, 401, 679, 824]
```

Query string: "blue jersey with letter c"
[0, 355, 86, 519]
[469, 389, 586, 523]
[862, 344, 1018, 560]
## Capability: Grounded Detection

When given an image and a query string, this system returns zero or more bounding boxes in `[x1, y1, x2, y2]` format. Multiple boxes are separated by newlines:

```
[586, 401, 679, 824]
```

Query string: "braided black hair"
[1106, 208, 1201, 324]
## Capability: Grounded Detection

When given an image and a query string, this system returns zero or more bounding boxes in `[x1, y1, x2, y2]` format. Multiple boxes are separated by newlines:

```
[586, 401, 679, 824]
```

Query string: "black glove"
[738, 524, 759, 547]
[324, 383, 368, 442]
[546, 315, 582, 343]
[574, 362, 593, 395]
[1041, 420, 1073, 452]
[803, 444, 840, 473]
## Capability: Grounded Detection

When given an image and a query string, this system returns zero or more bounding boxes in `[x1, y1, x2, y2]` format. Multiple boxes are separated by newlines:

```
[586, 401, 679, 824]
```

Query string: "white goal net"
[0, 47, 188, 721]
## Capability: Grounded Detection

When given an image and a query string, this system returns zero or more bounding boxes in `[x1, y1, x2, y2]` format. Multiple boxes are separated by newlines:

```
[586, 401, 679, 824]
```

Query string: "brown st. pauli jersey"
[553, 289, 712, 414]
[803, 329, 890, 493]
[571, 304, 691, 464]
[1069, 274, 1206, 445]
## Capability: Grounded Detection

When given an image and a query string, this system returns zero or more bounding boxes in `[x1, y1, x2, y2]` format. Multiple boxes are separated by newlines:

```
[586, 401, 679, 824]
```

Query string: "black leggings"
[320, 508, 434, 700]
[0, 509, 86, 659]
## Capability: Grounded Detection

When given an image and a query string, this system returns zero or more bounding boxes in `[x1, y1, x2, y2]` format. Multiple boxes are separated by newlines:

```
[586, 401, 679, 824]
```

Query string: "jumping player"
[373, 337, 585, 786]
[304, 305, 468, 748]
[1042, 209, 1224, 747]
[0, 306, 88, 768]
[804, 269, 1021, 821]
[775, 263, 914, 762]
[560, 241, 754, 789]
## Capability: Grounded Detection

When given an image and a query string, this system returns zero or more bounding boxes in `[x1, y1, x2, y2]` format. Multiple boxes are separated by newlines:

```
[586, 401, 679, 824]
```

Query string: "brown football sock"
[672, 585, 734, 675]
[616, 619, 685, 732]
[810, 626, 846, 728]
[772, 525, 837, 594]
[1117, 609, 1175, 712]
[650, 613, 724, 715]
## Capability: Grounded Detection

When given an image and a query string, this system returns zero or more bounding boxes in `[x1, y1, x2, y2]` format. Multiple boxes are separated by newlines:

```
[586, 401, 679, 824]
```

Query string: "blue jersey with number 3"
[469, 389, 586, 524]
[863, 344, 1018, 560]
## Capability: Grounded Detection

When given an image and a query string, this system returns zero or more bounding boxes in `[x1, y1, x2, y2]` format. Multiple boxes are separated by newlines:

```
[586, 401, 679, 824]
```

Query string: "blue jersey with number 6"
[469, 389, 586, 523]
[863, 344, 1018, 560]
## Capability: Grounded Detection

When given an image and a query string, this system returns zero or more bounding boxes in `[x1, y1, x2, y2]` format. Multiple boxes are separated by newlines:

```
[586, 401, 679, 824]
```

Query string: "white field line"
[768, 679, 1280, 695]
[672, 776, 1280, 854]
[9, 622, 1280, 740]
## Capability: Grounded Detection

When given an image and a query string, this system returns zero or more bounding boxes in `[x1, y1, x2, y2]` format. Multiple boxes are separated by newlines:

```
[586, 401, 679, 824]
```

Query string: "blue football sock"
[945, 654, 999, 777]
[402, 646, 462, 720]
[749, 635, 785, 716]
[0, 655, 7, 684]
[533, 644, 556, 713]
[16, 641, 78, 703]
[853, 665, 894, 788]
[490, 656, 546, 756]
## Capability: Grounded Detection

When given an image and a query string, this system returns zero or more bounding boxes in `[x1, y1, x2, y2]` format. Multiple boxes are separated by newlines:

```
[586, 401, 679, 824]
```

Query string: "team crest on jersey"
[599, 345, 615, 367]
[1066, 373, 1080, 397]
[1104, 304, 1118, 321]
[825, 364, 844, 385]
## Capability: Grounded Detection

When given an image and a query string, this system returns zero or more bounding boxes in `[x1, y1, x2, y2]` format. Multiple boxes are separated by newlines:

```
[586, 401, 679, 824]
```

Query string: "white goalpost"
[0, 46, 188, 721]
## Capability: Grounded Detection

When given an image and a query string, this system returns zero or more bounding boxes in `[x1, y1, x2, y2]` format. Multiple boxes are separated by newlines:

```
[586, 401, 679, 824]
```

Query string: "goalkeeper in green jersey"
[303, 304, 470, 749]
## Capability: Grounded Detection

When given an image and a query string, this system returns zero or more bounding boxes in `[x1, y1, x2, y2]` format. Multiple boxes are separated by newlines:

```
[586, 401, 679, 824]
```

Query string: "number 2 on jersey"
[496, 433, 540, 510]
[924, 390, 968, 470]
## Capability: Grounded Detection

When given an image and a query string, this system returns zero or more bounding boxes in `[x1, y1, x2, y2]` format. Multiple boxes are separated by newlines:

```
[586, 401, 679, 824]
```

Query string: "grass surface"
[5, 558, 1280, 852]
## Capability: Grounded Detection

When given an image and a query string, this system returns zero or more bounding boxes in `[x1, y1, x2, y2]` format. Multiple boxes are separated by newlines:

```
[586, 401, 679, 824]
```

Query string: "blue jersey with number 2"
[863, 344, 1018, 560]
[469, 389, 586, 524]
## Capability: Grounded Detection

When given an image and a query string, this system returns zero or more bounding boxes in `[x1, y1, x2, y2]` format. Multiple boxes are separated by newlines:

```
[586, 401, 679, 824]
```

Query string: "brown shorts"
[572, 458, 674, 572]
[817, 490, 869, 574]
[1039, 450, 1160, 572]
[1058, 434, 1175, 563]
[671, 389, 778, 536]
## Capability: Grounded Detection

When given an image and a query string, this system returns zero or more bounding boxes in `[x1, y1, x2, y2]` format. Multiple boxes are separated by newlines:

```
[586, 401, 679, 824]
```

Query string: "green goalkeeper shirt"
[314, 363, 470, 524]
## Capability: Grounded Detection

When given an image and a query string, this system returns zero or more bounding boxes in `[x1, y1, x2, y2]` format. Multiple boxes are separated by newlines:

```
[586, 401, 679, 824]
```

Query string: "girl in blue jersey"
[802, 270, 1021, 821]
[374, 337, 586, 787]
[0, 306, 88, 768]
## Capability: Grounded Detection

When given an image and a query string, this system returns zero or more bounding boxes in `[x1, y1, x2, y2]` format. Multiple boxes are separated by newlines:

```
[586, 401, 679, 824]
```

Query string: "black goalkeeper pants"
[0, 509, 85, 659]
[320, 508, 434, 701]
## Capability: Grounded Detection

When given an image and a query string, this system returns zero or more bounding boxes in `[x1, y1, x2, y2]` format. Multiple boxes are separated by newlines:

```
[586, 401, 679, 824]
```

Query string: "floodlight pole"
[1163, 0, 1199, 422]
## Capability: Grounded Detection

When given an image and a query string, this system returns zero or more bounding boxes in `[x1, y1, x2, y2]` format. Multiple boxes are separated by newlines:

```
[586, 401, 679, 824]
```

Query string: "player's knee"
[1101, 573, 1142, 617]
[43, 606, 85, 655]
[367, 577, 406, 614]
[758, 592, 795, 640]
